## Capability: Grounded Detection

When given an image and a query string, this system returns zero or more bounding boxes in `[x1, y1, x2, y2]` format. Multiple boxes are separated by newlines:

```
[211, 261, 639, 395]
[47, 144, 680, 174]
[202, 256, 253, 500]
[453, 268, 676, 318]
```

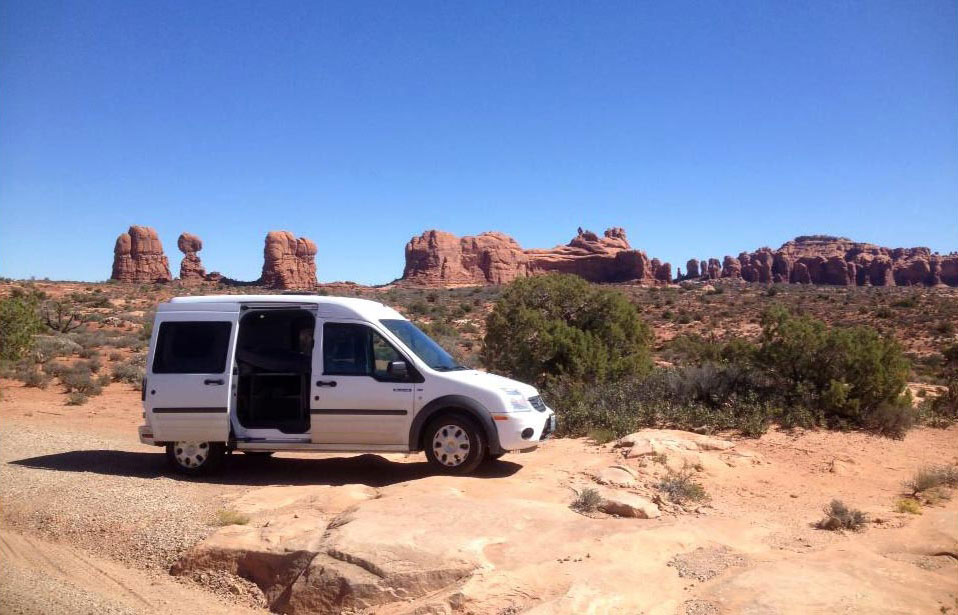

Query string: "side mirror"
[387, 360, 409, 380]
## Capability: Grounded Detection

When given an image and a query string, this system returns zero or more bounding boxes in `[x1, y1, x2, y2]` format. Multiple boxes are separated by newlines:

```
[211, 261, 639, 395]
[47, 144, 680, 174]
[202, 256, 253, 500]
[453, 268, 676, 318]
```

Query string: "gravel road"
[0, 416, 266, 614]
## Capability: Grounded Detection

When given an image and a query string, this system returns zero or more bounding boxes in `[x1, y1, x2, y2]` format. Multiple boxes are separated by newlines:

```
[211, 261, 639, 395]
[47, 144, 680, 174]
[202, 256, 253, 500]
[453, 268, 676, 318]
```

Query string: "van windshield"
[380, 319, 466, 371]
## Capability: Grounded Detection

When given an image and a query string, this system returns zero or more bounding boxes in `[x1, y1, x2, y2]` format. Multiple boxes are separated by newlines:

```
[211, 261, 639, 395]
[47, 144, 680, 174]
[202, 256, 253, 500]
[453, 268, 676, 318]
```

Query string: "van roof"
[161, 294, 405, 320]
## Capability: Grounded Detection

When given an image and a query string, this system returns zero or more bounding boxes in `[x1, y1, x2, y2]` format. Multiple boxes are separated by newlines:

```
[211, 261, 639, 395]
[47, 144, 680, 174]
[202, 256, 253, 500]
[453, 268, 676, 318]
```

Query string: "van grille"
[529, 396, 547, 412]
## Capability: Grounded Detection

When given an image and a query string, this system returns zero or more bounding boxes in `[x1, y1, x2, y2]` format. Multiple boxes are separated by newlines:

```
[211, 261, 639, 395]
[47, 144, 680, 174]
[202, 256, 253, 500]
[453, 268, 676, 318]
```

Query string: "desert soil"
[1, 380, 956, 614]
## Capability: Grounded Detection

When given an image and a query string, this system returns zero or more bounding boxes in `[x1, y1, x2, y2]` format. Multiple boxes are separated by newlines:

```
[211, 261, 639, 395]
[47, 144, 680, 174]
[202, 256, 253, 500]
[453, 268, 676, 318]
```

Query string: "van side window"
[152, 321, 232, 374]
[322, 322, 406, 380]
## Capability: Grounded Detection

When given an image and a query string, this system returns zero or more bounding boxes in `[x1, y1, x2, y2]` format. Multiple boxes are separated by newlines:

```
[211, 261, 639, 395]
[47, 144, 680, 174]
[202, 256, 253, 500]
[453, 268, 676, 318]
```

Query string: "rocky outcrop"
[686, 259, 700, 279]
[177, 232, 206, 281]
[260, 231, 318, 290]
[402, 227, 671, 286]
[403, 230, 528, 285]
[688, 236, 958, 287]
[110, 226, 172, 283]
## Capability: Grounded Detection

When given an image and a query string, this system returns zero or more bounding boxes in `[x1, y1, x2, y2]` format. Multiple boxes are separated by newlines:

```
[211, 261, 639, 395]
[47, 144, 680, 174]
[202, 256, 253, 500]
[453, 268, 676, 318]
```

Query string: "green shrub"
[482, 274, 652, 386]
[866, 398, 915, 439]
[816, 499, 866, 531]
[0, 295, 43, 361]
[570, 487, 602, 513]
[758, 306, 909, 430]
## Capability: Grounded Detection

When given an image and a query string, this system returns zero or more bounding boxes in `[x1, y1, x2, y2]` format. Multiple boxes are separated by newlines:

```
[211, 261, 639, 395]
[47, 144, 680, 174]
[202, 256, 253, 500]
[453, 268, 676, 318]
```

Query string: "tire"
[242, 451, 274, 458]
[166, 441, 225, 475]
[424, 415, 486, 475]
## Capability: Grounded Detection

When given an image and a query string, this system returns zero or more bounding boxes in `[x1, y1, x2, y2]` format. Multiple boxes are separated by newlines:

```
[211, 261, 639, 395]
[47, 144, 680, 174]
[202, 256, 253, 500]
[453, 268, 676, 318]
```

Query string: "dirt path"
[0, 530, 268, 615]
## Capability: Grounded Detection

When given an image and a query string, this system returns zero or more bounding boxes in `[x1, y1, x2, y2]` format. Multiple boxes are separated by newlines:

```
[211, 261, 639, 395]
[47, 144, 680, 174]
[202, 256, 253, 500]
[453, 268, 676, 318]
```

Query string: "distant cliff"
[681, 236, 958, 287]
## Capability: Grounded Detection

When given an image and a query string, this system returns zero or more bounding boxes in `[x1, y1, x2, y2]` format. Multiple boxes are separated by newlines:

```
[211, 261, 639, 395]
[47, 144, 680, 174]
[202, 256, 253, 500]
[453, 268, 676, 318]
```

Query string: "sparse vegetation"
[65, 391, 89, 406]
[816, 499, 867, 531]
[212, 508, 251, 526]
[895, 498, 922, 514]
[904, 465, 958, 497]
[570, 487, 603, 513]
[657, 468, 709, 504]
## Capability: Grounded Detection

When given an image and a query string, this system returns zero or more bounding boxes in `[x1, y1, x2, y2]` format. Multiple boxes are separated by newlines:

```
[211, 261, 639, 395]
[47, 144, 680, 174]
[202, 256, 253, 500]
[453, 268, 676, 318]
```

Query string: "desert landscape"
[2, 3, 955, 612]
[1, 270, 956, 614]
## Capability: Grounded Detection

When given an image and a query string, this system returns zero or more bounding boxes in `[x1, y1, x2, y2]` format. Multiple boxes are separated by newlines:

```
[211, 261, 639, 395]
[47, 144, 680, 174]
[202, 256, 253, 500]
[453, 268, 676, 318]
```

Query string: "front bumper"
[493, 409, 556, 451]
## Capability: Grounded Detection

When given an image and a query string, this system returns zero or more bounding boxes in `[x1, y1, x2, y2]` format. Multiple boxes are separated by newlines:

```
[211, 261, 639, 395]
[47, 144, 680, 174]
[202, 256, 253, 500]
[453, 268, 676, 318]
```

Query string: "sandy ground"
[1, 380, 956, 614]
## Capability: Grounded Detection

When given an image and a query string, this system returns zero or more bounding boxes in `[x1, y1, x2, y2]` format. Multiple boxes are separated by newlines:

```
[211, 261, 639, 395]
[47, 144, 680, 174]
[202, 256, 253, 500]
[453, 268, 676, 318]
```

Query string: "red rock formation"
[693, 236, 957, 287]
[402, 227, 671, 286]
[260, 231, 318, 290]
[721, 256, 741, 279]
[706, 259, 722, 280]
[403, 231, 528, 285]
[177, 232, 206, 281]
[685, 259, 700, 278]
[111, 226, 172, 283]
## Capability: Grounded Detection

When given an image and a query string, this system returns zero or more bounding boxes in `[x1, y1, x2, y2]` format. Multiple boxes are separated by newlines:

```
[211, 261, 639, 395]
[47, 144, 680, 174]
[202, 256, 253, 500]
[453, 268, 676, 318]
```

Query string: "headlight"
[500, 388, 531, 411]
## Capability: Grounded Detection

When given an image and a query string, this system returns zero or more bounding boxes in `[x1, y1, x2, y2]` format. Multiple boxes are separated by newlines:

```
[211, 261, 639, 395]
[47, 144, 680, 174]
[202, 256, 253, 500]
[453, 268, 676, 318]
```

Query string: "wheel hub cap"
[173, 441, 209, 468]
[432, 425, 470, 467]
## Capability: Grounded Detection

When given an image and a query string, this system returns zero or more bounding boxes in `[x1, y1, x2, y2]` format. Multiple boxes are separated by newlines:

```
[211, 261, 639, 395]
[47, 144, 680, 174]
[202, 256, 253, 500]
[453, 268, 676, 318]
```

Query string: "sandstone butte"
[259, 230, 318, 290]
[401, 227, 672, 286]
[110, 226, 173, 283]
[112, 228, 318, 290]
[177, 232, 207, 281]
[681, 235, 958, 287]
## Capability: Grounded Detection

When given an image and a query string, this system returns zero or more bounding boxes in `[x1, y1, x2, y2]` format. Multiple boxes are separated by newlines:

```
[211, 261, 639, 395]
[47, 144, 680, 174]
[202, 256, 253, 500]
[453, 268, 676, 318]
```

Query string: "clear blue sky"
[2, 1, 955, 284]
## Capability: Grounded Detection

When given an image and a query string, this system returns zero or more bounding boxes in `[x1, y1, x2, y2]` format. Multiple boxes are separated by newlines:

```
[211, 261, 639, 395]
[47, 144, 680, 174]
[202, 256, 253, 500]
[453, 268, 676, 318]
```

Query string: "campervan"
[138, 295, 555, 474]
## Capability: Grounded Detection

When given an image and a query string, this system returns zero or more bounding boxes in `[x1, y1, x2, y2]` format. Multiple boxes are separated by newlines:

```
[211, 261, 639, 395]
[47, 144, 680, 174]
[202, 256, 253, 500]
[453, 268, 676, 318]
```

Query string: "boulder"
[594, 466, 638, 488]
[596, 488, 661, 519]
[177, 232, 206, 281]
[110, 225, 172, 283]
[260, 231, 318, 290]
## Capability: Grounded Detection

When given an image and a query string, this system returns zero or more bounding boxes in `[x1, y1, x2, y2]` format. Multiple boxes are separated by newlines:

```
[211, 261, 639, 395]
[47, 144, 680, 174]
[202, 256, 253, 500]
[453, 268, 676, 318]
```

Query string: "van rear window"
[152, 321, 232, 374]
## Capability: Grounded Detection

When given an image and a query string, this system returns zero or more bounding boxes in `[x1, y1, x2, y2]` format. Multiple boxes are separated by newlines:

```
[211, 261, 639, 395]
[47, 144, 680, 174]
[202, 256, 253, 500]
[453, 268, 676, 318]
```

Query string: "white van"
[138, 295, 556, 475]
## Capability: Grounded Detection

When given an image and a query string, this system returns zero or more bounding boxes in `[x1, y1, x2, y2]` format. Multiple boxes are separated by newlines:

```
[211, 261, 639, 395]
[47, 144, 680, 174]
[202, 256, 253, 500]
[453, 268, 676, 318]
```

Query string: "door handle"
[316, 380, 337, 387]
[204, 378, 225, 385]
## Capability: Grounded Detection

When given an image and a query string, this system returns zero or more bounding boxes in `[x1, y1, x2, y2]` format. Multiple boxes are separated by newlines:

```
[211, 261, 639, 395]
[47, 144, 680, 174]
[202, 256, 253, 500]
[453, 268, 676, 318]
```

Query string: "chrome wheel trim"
[173, 441, 210, 468]
[431, 425, 471, 467]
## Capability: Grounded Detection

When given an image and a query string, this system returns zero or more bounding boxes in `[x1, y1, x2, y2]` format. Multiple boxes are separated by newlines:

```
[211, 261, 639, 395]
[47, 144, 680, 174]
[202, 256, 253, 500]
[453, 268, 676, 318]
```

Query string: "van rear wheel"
[424, 416, 485, 475]
[166, 441, 225, 475]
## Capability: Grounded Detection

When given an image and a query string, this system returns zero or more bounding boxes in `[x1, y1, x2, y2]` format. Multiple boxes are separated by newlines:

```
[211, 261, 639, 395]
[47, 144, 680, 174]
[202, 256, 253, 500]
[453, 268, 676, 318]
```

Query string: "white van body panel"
[142, 295, 555, 455]
[145, 308, 238, 443]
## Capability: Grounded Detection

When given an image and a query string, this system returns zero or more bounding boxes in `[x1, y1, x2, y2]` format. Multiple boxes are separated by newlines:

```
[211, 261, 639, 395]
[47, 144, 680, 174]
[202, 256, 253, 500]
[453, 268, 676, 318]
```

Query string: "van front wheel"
[424, 416, 485, 474]
[166, 441, 225, 475]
